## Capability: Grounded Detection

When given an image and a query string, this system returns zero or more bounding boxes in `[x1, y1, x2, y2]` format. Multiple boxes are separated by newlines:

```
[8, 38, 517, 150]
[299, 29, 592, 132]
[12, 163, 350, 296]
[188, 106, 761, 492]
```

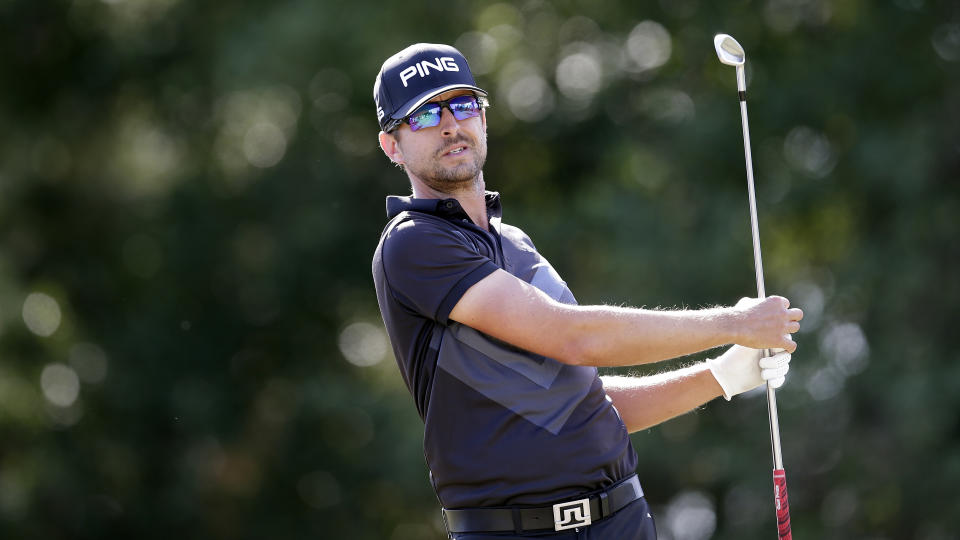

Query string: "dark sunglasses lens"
[408, 104, 442, 131]
[449, 96, 481, 120]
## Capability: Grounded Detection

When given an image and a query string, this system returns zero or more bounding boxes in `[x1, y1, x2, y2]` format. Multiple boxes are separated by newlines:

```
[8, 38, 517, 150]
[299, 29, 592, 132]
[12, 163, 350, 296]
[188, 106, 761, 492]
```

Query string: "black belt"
[443, 474, 644, 534]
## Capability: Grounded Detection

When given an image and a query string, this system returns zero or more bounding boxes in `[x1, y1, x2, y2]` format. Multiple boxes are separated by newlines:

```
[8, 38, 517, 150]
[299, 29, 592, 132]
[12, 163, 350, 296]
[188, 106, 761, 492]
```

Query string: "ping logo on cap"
[399, 57, 460, 87]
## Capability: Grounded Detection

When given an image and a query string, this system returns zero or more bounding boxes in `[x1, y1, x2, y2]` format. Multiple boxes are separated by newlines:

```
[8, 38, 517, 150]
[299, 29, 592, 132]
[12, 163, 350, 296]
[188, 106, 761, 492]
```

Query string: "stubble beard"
[408, 136, 487, 193]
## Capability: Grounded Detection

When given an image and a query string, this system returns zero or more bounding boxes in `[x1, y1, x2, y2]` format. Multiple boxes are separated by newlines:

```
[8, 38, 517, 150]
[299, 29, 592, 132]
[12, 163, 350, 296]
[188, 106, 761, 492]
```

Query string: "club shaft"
[738, 100, 765, 300]
[736, 73, 785, 471]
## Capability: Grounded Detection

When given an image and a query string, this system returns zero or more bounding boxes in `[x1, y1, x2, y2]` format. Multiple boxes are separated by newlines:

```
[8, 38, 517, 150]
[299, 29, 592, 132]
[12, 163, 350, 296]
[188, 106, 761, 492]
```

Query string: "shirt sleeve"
[380, 217, 499, 324]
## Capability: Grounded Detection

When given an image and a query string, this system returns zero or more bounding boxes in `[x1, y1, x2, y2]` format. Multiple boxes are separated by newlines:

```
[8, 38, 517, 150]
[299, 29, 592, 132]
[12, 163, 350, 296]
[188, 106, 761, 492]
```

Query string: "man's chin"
[425, 175, 479, 192]
[422, 165, 483, 189]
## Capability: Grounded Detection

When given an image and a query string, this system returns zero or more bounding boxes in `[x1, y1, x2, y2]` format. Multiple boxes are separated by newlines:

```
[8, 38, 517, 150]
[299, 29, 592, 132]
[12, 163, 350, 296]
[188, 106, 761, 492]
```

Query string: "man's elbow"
[555, 334, 605, 367]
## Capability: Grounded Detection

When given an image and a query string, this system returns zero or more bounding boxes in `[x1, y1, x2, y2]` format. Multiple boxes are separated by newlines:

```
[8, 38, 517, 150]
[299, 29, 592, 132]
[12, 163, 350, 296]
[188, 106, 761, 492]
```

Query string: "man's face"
[380, 90, 488, 192]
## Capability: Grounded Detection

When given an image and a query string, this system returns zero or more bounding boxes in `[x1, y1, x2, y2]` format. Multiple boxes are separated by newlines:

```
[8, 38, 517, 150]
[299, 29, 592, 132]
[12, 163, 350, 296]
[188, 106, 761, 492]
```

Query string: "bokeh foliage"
[0, 0, 958, 538]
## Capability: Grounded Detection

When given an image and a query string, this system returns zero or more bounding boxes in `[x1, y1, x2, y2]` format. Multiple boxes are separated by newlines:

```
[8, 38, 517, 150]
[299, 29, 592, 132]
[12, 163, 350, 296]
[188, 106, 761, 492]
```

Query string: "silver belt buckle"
[553, 497, 591, 531]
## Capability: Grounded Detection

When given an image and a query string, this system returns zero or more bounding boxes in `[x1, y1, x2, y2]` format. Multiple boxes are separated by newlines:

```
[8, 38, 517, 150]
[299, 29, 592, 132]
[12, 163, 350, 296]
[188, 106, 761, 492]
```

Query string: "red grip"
[773, 469, 792, 539]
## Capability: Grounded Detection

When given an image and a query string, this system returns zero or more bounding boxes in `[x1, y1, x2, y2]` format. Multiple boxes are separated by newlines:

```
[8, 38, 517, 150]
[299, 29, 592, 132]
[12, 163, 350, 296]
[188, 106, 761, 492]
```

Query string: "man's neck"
[410, 175, 489, 229]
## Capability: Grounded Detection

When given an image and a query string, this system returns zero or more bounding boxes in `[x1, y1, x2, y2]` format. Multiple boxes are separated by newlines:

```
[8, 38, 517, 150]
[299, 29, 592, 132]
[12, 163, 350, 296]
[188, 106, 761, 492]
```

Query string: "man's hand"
[707, 345, 792, 400]
[731, 296, 803, 353]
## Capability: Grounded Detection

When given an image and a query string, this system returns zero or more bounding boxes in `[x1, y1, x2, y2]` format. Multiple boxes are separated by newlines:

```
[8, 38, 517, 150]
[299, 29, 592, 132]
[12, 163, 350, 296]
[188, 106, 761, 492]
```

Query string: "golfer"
[371, 43, 803, 539]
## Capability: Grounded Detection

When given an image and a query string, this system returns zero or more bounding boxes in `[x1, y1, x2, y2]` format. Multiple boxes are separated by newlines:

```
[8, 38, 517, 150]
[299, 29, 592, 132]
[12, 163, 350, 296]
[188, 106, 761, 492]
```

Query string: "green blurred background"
[1, 0, 958, 538]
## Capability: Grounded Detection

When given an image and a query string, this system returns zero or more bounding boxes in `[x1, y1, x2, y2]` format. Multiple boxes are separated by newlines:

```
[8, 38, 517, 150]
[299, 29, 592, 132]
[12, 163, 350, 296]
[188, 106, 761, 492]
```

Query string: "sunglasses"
[387, 94, 488, 133]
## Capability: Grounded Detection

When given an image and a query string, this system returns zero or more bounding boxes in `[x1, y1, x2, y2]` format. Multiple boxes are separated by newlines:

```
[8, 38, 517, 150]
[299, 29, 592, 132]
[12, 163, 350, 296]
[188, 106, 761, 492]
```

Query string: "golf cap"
[373, 43, 487, 132]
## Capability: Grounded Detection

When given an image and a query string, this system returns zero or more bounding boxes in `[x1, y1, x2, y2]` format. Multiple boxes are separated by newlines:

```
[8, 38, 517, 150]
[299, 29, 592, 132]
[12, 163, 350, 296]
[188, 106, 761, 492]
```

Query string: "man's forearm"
[601, 367, 724, 433]
[559, 304, 739, 367]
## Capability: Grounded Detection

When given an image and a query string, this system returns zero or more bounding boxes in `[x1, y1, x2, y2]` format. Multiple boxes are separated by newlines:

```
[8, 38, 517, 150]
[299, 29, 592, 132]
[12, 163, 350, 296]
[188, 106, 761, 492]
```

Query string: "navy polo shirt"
[372, 191, 637, 509]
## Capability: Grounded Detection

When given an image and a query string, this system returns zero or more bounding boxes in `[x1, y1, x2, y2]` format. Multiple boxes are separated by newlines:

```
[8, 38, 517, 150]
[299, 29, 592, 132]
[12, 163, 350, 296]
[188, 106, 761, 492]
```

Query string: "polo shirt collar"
[386, 191, 503, 221]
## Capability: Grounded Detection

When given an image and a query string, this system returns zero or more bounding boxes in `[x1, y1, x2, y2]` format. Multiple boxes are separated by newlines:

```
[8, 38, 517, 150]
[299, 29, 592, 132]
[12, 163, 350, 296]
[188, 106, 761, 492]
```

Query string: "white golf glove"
[707, 345, 791, 401]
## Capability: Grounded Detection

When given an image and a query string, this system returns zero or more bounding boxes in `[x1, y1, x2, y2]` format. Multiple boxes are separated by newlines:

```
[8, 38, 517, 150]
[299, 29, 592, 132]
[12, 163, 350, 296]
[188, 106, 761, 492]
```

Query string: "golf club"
[713, 33, 793, 540]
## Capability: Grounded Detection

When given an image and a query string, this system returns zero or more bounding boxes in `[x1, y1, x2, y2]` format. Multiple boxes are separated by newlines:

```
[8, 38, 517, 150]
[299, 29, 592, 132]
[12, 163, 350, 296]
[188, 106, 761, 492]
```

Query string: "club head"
[714, 34, 745, 66]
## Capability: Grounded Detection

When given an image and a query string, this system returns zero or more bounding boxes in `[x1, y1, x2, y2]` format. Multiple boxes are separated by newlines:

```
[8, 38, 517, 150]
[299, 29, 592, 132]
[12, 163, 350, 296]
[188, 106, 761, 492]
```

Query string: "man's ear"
[378, 131, 404, 165]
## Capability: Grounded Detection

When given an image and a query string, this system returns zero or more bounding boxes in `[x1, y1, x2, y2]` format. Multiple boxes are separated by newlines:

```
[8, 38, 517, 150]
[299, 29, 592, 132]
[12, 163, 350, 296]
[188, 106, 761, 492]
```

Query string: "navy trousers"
[448, 497, 657, 540]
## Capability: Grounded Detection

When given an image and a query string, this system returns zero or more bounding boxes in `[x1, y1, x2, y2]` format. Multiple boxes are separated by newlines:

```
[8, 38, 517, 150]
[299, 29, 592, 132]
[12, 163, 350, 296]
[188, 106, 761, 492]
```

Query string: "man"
[371, 43, 802, 539]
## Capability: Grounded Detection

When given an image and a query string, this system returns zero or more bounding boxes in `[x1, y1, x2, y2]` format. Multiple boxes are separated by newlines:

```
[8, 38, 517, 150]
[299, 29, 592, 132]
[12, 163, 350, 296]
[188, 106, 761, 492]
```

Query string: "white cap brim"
[390, 84, 488, 120]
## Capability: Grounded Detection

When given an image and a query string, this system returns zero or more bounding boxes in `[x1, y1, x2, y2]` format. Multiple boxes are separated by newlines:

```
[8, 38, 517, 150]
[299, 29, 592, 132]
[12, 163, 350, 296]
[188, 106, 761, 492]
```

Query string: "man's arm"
[601, 343, 792, 431]
[449, 269, 802, 367]
[601, 370, 723, 433]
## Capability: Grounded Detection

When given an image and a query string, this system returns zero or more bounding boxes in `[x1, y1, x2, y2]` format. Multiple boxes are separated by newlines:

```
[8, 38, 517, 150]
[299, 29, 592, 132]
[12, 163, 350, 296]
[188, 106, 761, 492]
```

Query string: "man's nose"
[438, 107, 460, 136]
